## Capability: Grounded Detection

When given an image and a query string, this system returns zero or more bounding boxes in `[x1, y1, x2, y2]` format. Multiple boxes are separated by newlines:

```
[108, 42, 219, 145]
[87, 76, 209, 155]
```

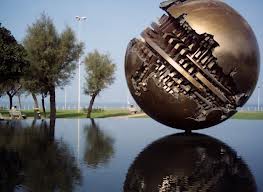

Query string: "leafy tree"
[22, 75, 49, 117]
[22, 76, 49, 117]
[0, 24, 28, 109]
[84, 50, 116, 118]
[0, 81, 22, 109]
[0, 23, 29, 84]
[23, 14, 83, 120]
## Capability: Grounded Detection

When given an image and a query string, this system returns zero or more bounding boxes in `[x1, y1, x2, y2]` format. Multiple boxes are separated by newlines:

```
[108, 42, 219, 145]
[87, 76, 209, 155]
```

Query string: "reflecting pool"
[0, 119, 262, 191]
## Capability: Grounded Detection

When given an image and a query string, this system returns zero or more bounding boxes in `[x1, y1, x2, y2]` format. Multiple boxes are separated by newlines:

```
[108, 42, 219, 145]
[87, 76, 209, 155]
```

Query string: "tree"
[0, 23, 29, 84]
[84, 50, 116, 118]
[23, 14, 83, 119]
[0, 80, 22, 109]
[22, 76, 49, 117]
[0, 24, 28, 108]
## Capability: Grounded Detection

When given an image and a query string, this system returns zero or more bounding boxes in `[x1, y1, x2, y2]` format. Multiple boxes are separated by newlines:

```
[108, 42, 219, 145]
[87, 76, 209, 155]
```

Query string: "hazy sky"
[0, 0, 262, 106]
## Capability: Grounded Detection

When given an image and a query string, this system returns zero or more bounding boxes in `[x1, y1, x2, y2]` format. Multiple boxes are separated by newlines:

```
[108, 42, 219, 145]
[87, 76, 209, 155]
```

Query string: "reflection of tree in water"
[0, 120, 81, 192]
[124, 133, 256, 192]
[84, 119, 115, 168]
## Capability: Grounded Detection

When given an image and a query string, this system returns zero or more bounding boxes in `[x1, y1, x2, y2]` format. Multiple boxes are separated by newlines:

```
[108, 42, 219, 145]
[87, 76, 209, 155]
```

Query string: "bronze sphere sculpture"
[125, 0, 260, 130]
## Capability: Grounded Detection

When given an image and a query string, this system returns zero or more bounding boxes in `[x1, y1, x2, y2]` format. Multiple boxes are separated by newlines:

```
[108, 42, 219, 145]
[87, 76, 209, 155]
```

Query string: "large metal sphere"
[124, 133, 256, 192]
[125, 0, 260, 130]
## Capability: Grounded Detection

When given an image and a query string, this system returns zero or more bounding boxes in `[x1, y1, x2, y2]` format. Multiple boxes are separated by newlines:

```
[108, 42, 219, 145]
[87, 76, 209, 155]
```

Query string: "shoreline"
[1, 109, 263, 120]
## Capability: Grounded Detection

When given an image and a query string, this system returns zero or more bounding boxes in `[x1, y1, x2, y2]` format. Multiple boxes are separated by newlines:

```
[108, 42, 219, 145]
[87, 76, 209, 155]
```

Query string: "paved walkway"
[112, 113, 147, 119]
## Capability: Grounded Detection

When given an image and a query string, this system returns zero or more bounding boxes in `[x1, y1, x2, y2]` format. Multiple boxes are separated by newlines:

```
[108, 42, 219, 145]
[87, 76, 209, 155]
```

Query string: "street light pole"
[75, 16, 87, 113]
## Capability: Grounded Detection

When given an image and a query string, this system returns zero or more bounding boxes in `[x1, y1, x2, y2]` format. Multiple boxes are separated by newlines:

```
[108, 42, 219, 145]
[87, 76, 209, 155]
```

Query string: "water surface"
[0, 119, 262, 191]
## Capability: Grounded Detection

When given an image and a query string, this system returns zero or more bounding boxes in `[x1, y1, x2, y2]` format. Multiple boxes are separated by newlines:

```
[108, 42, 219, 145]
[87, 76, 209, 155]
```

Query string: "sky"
[0, 0, 262, 107]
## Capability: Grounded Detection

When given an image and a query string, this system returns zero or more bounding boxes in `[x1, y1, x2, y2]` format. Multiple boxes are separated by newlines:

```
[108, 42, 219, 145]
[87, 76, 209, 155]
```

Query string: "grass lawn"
[132, 112, 263, 120]
[0, 109, 130, 119]
[232, 112, 263, 120]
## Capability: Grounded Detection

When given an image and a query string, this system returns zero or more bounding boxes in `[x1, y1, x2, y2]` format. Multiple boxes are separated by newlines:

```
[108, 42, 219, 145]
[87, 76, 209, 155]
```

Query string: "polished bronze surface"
[124, 133, 256, 192]
[125, 0, 260, 130]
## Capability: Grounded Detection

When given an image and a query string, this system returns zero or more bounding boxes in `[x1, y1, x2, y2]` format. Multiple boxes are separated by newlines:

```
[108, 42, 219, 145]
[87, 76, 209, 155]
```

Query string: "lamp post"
[75, 16, 87, 113]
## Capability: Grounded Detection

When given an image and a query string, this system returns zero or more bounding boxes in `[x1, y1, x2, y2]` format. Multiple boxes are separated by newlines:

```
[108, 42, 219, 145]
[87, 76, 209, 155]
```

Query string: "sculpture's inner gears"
[130, 14, 241, 120]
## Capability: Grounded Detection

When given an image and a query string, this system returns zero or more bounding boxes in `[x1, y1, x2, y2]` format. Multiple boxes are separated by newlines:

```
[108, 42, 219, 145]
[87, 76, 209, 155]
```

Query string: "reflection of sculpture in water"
[124, 133, 256, 192]
[0, 120, 81, 192]
[84, 119, 115, 168]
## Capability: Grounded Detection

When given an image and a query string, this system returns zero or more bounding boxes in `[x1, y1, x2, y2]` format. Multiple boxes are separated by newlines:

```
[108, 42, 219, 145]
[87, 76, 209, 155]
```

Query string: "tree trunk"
[32, 93, 39, 109]
[6, 86, 21, 110]
[87, 91, 99, 118]
[49, 85, 56, 120]
[42, 94, 46, 118]
[17, 95, 22, 110]
[7, 93, 13, 109]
